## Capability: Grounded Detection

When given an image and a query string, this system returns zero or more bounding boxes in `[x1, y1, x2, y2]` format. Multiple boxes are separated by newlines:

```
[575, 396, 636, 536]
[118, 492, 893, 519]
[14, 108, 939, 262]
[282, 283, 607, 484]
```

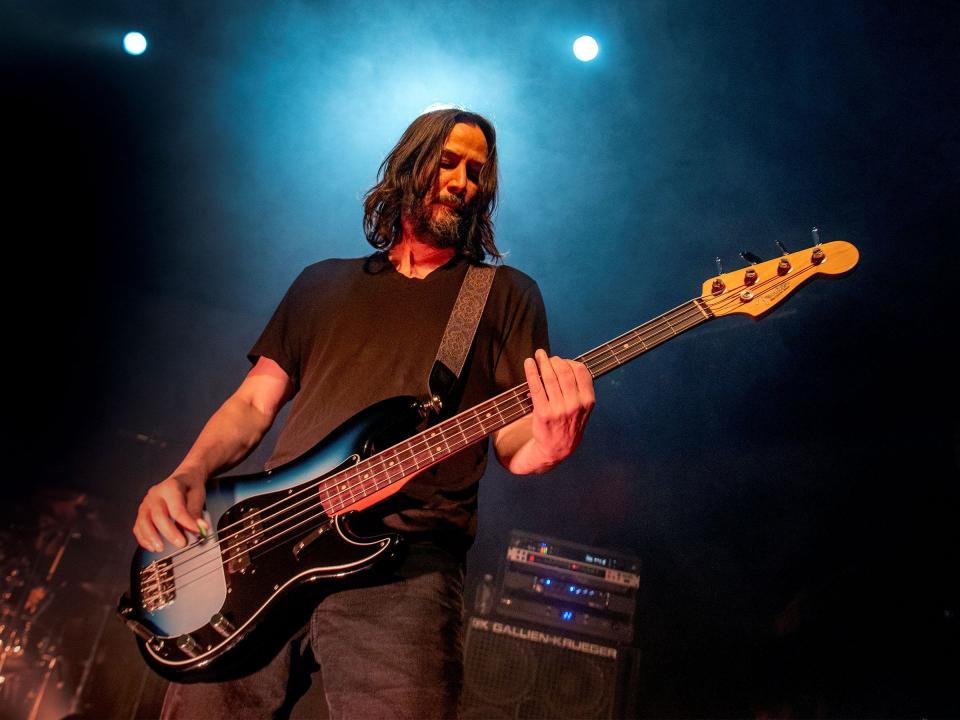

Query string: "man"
[133, 108, 595, 719]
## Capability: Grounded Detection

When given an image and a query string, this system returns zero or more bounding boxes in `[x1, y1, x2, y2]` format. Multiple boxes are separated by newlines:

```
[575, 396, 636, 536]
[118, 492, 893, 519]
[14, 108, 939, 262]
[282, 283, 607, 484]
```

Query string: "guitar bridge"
[140, 558, 176, 612]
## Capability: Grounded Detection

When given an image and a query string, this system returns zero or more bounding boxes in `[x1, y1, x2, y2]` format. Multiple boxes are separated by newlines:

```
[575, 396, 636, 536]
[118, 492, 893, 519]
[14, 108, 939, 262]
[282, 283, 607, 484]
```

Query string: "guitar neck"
[323, 298, 713, 511]
[575, 297, 713, 380]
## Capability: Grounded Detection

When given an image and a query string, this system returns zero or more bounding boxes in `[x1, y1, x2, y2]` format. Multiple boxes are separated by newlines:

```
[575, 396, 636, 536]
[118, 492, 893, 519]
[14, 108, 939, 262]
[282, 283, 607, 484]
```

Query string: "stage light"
[573, 35, 599, 62]
[123, 32, 148, 56]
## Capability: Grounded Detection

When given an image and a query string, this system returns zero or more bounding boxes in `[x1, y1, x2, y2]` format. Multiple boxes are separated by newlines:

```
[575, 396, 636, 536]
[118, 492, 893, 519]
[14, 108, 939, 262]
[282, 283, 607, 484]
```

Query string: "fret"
[476, 402, 499, 434]
[424, 428, 450, 461]
[318, 485, 332, 511]
[645, 320, 674, 345]
[616, 329, 648, 361]
[662, 312, 677, 335]
[460, 410, 485, 444]
[438, 420, 464, 453]
[356, 464, 377, 494]
[694, 297, 713, 319]
[399, 440, 420, 470]
[492, 391, 517, 428]
[609, 332, 639, 364]
[401, 439, 424, 472]
[647, 319, 672, 342]
[380, 450, 404, 485]
[366, 454, 390, 490]
[449, 415, 470, 450]
[607, 342, 627, 366]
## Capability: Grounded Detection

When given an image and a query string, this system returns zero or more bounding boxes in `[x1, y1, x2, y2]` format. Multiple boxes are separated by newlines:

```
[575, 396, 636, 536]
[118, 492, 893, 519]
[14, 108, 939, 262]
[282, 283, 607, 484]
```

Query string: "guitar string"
[142, 294, 705, 577]
[140, 265, 811, 603]
[139, 299, 720, 603]
[143, 295, 704, 577]
[138, 288, 745, 603]
[139, 286, 746, 603]
[138, 293, 767, 606]
[143, 396, 541, 603]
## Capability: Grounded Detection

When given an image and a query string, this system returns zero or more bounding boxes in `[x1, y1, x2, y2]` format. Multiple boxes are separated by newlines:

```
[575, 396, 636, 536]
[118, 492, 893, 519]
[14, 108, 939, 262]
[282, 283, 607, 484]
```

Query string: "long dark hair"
[363, 109, 501, 262]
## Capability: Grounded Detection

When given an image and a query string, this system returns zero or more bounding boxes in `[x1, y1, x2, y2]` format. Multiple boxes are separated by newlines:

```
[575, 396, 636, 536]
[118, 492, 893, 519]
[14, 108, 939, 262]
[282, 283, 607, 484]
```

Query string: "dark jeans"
[161, 543, 465, 720]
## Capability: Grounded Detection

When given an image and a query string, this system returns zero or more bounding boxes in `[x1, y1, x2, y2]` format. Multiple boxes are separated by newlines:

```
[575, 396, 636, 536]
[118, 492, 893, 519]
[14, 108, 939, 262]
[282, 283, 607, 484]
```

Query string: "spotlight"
[573, 35, 599, 62]
[123, 32, 148, 56]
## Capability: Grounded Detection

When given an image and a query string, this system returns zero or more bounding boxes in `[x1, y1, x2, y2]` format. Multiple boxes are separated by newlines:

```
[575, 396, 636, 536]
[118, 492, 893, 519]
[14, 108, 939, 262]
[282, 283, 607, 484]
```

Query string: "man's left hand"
[523, 348, 596, 466]
[492, 348, 596, 474]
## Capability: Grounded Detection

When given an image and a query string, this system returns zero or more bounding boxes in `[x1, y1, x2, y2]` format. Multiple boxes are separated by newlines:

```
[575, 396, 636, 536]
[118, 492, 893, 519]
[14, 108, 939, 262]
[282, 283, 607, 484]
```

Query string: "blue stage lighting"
[123, 32, 148, 56]
[561, 610, 574, 621]
[573, 35, 599, 62]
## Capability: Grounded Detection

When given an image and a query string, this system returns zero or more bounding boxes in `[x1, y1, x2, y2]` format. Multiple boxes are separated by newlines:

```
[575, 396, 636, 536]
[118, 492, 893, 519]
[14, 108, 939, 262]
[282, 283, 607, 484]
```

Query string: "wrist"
[507, 438, 560, 475]
[171, 462, 208, 487]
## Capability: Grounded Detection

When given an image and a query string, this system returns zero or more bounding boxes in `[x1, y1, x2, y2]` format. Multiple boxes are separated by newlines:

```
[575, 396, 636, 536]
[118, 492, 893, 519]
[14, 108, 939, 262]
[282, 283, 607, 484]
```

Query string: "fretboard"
[318, 298, 713, 513]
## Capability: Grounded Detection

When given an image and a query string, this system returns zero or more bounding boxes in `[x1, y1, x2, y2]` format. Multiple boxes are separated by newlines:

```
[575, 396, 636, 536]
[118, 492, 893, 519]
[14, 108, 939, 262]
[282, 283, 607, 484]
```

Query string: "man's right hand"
[133, 472, 207, 552]
[130, 356, 294, 553]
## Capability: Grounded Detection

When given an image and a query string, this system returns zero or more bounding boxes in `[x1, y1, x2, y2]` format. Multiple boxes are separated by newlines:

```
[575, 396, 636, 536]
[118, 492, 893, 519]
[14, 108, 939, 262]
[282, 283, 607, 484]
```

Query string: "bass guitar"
[118, 239, 859, 681]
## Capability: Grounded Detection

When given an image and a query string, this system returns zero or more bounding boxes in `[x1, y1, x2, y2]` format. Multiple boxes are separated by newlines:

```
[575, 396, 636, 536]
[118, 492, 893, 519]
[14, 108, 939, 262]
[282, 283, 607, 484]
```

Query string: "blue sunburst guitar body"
[118, 396, 424, 682]
[118, 241, 860, 682]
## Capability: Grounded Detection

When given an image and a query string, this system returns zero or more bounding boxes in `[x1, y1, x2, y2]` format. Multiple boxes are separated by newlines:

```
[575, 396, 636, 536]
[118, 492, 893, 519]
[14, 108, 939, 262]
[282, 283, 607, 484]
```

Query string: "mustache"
[436, 193, 465, 210]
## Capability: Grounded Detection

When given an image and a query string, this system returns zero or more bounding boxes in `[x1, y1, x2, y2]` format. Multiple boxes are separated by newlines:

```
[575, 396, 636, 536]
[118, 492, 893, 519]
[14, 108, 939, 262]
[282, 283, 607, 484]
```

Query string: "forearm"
[172, 392, 276, 483]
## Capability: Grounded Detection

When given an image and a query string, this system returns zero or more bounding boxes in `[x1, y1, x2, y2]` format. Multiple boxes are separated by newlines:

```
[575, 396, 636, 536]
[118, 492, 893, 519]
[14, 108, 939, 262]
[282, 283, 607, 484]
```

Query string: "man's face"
[413, 122, 489, 247]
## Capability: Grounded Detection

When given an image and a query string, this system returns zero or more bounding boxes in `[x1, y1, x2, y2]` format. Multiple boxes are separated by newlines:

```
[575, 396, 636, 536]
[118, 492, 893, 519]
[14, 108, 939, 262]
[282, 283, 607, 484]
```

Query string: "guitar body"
[118, 396, 424, 682]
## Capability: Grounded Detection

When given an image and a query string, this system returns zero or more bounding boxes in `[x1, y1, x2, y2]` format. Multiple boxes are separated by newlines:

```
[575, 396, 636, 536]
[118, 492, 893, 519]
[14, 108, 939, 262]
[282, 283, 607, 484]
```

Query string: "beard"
[410, 195, 468, 249]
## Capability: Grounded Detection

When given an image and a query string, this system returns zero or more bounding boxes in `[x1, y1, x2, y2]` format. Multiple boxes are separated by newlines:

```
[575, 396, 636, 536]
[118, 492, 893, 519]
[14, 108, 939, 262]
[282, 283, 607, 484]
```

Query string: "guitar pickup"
[224, 508, 264, 574]
[293, 521, 332, 560]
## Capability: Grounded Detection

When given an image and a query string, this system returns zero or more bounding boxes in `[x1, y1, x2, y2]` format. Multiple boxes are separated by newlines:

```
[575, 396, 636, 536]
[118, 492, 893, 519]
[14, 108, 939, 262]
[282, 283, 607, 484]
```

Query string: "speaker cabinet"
[462, 616, 639, 719]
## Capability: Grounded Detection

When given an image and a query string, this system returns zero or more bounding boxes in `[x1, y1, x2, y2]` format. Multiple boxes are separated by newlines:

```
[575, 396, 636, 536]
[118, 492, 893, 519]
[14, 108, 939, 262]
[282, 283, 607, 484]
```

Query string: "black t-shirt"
[248, 252, 549, 550]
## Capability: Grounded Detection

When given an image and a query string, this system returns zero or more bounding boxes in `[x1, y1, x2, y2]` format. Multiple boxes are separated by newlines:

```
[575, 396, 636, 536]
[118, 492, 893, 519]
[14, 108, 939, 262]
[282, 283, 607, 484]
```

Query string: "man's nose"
[445, 165, 466, 196]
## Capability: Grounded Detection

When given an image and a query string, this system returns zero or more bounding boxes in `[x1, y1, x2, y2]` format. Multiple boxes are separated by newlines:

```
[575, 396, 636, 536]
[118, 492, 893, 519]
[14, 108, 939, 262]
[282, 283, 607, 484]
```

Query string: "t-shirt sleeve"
[247, 270, 310, 388]
[493, 279, 551, 393]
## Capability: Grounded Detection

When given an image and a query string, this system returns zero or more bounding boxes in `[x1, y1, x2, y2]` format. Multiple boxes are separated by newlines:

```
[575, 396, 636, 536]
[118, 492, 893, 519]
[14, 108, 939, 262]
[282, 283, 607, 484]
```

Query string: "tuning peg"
[811, 226, 826, 264]
[711, 257, 725, 294]
[774, 240, 792, 274]
[740, 251, 763, 284]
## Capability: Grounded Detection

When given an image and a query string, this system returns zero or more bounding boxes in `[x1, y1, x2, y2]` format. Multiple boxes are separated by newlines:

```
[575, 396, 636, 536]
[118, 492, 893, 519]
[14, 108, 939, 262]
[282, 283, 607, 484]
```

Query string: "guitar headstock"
[700, 240, 859, 318]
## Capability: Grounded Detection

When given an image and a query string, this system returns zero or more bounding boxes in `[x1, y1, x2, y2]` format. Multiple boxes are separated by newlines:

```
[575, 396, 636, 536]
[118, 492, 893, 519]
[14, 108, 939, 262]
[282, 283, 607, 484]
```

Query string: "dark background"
[2, 1, 958, 717]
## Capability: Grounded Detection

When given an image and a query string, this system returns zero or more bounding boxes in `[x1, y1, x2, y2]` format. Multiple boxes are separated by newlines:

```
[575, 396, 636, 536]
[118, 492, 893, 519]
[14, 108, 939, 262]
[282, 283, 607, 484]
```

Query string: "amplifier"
[462, 615, 640, 719]
[495, 530, 640, 644]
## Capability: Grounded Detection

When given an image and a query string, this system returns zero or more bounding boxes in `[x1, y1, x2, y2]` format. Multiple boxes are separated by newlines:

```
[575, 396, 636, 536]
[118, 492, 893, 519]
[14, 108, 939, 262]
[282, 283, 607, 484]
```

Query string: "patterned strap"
[429, 264, 497, 398]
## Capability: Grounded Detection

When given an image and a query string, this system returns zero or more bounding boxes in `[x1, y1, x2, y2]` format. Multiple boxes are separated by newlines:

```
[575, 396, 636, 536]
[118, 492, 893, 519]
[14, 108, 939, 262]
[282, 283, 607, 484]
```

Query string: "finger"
[571, 361, 596, 408]
[184, 489, 208, 537]
[171, 499, 201, 535]
[524, 356, 547, 410]
[550, 356, 580, 408]
[535, 349, 562, 406]
[134, 509, 165, 553]
[151, 504, 188, 548]
[157, 481, 200, 535]
[185, 491, 206, 522]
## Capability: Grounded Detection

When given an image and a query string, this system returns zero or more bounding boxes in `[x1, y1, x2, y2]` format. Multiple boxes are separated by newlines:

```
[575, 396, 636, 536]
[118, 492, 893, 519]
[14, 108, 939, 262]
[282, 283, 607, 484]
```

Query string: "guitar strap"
[426, 263, 497, 406]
